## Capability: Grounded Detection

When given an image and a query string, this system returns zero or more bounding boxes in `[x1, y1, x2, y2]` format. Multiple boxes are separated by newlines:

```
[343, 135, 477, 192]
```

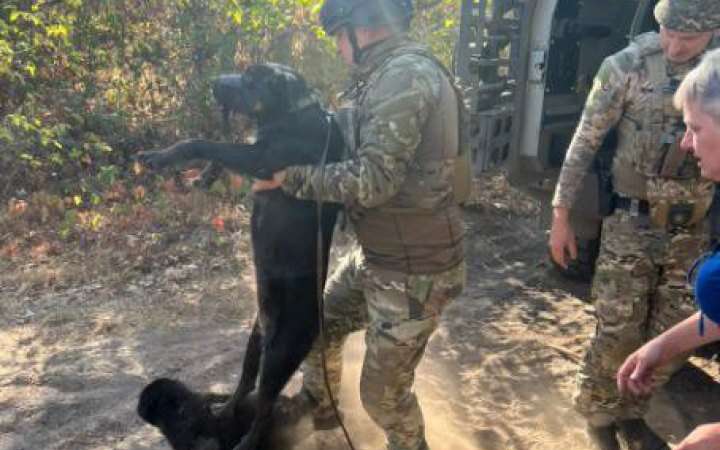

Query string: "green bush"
[0, 0, 458, 201]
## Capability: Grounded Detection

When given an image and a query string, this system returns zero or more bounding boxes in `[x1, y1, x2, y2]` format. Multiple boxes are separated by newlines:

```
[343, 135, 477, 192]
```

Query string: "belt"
[614, 196, 650, 216]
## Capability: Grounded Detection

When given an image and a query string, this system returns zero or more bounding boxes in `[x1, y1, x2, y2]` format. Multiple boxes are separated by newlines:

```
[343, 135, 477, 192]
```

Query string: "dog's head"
[138, 378, 218, 450]
[212, 63, 317, 121]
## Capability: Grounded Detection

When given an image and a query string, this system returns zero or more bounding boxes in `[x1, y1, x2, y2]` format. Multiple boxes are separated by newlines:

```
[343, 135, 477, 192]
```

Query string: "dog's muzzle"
[213, 74, 247, 115]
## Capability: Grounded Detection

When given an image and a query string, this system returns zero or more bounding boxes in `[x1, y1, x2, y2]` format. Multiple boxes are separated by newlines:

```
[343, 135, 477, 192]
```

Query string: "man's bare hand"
[675, 423, 720, 450]
[252, 170, 287, 192]
[548, 207, 578, 269]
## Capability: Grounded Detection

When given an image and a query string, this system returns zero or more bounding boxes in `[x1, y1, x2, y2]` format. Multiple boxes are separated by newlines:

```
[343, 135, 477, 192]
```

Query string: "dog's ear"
[268, 65, 311, 112]
[138, 379, 167, 425]
[213, 74, 245, 114]
[137, 378, 193, 425]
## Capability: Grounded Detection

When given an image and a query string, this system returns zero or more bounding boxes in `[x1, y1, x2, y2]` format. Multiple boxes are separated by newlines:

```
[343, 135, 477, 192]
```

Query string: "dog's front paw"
[135, 139, 198, 170]
[135, 149, 173, 170]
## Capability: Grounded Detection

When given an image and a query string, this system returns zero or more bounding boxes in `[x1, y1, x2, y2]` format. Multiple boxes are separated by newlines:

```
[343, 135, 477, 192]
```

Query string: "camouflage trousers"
[300, 245, 466, 450]
[574, 209, 707, 426]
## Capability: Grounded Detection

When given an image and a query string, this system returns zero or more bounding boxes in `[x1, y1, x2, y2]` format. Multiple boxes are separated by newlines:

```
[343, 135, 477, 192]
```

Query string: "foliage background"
[0, 0, 460, 202]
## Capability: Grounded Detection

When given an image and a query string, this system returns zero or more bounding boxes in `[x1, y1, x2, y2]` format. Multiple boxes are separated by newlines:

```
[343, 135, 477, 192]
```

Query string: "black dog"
[137, 378, 295, 450]
[138, 378, 253, 450]
[137, 64, 345, 450]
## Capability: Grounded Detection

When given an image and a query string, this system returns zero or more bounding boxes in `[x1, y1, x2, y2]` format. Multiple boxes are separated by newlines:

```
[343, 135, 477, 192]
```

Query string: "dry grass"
[464, 170, 542, 217]
[1, 177, 256, 335]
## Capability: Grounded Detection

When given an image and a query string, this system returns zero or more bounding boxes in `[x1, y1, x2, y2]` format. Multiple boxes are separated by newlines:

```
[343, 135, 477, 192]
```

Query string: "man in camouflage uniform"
[253, 1, 466, 449]
[548, 1, 720, 448]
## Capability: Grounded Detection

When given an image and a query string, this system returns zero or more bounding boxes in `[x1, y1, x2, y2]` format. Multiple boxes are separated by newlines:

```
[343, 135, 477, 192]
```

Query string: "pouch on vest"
[649, 200, 708, 230]
[571, 128, 618, 220]
[453, 92, 473, 205]
[595, 129, 618, 217]
[401, 48, 472, 205]
[334, 105, 357, 159]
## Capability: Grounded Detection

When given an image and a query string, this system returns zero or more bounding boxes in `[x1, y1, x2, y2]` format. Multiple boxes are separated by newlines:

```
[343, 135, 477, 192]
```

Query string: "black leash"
[315, 113, 357, 450]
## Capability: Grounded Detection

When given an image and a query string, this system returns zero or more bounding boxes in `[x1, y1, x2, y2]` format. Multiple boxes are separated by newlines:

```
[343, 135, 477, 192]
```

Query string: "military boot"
[615, 419, 669, 450]
[587, 423, 621, 450]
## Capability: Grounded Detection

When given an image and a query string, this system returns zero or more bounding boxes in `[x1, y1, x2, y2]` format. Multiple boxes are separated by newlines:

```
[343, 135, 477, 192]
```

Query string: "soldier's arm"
[282, 57, 439, 207]
[551, 56, 630, 208]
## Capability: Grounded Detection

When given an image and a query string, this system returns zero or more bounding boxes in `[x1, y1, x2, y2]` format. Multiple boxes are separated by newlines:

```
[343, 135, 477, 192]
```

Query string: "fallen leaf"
[104, 182, 128, 202]
[30, 242, 52, 260]
[132, 161, 144, 175]
[8, 199, 28, 217]
[0, 242, 21, 259]
[229, 175, 245, 191]
[133, 185, 146, 200]
[162, 178, 179, 193]
[211, 216, 225, 233]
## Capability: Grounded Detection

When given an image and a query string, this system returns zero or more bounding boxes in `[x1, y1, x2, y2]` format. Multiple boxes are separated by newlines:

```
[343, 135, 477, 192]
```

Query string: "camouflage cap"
[654, 0, 720, 32]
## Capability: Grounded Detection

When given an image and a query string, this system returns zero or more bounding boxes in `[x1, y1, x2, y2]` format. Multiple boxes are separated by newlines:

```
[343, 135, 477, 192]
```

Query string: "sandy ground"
[3, 174, 720, 450]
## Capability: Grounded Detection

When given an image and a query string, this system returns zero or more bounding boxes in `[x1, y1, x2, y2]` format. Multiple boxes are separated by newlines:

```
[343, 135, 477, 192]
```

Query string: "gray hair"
[674, 48, 720, 122]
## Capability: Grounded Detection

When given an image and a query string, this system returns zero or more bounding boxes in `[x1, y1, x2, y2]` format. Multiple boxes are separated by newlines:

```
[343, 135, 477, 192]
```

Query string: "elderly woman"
[617, 48, 720, 450]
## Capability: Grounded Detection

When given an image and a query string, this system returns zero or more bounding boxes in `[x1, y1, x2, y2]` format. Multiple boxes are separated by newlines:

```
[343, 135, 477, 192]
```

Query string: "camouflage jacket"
[283, 36, 464, 274]
[552, 32, 719, 210]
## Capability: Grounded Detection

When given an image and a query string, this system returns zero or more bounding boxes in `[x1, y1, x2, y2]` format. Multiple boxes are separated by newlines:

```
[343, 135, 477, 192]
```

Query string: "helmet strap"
[346, 24, 362, 64]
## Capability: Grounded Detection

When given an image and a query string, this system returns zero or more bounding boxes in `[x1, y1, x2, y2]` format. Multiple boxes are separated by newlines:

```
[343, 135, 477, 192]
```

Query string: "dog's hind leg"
[233, 278, 320, 450]
[222, 317, 263, 419]
[237, 317, 264, 398]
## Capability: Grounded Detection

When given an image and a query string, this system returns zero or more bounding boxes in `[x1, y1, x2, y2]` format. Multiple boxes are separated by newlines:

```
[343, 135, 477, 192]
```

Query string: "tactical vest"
[612, 32, 714, 226]
[341, 42, 465, 274]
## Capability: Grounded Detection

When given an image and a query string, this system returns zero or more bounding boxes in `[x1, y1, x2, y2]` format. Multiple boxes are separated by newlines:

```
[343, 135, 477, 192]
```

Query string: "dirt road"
[2, 175, 720, 450]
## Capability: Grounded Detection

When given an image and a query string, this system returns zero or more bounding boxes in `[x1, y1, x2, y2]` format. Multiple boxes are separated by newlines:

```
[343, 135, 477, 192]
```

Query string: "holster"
[334, 106, 357, 159]
[597, 172, 615, 217]
[649, 200, 707, 230]
[595, 130, 617, 217]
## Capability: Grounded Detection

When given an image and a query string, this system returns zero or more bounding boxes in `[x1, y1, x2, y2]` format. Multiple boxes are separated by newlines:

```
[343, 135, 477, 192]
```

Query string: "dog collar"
[290, 92, 321, 114]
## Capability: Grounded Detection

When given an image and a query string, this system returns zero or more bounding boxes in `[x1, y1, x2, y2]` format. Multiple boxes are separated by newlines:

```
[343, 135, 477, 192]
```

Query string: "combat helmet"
[654, 0, 720, 33]
[320, 0, 414, 35]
